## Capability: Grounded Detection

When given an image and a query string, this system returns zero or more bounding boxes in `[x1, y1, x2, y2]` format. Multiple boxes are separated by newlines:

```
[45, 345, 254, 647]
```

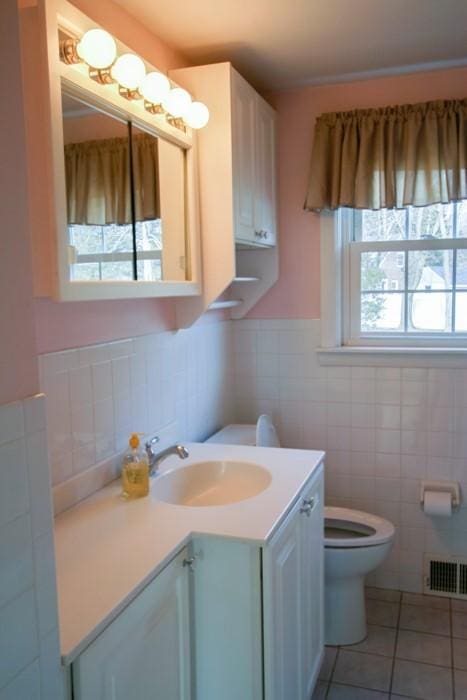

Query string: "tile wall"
[39, 321, 233, 512]
[232, 319, 467, 593]
[0, 396, 63, 699]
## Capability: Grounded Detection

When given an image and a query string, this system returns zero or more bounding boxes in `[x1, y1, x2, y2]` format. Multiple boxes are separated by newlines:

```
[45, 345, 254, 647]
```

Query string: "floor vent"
[424, 554, 467, 599]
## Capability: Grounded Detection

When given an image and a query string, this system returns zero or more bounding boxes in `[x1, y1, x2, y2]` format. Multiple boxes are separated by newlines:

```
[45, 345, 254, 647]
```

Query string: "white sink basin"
[153, 460, 272, 507]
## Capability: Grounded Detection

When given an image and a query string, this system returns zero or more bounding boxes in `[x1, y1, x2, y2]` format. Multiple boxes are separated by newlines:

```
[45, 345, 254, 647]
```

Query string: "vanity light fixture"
[59, 27, 210, 130]
[111, 53, 146, 99]
[140, 72, 170, 114]
[60, 28, 117, 84]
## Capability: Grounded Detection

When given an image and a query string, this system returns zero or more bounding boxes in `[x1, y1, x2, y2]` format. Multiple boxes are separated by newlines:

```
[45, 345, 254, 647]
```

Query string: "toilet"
[206, 416, 395, 647]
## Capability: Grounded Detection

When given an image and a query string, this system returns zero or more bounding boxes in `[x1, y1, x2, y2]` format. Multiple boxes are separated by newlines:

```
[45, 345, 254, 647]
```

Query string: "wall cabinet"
[72, 548, 191, 700]
[232, 71, 277, 248]
[70, 467, 323, 700]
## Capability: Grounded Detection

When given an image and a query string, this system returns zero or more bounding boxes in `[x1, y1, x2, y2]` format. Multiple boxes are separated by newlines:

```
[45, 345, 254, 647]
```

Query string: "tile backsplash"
[40, 321, 233, 513]
[232, 319, 467, 593]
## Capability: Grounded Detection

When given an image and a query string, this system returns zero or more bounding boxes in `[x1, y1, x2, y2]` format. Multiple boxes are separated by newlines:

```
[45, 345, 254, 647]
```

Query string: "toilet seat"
[324, 507, 395, 548]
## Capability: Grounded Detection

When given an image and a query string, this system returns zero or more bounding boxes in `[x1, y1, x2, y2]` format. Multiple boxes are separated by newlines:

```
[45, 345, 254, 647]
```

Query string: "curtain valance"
[304, 98, 467, 212]
[65, 133, 160, 226]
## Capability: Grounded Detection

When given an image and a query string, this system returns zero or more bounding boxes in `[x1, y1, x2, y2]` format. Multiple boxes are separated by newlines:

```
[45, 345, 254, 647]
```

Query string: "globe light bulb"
[140, 72, 170, 104]
[183, 101, 210, 129]
[76, 29, 117, 70]
[162, 87, 191, 118]
[111, 54, 146, 90]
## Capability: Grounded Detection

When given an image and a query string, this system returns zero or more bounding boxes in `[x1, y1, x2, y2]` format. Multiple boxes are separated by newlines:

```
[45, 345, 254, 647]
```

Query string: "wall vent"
[424, 554, 467, 599]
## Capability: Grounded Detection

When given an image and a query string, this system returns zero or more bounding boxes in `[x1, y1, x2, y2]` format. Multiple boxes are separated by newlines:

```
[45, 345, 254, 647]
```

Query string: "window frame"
[320, 208, 467, 351]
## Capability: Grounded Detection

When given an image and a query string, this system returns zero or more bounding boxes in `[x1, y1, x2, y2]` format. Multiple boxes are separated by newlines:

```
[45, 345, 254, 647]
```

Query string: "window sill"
[317, 345, 467, 368]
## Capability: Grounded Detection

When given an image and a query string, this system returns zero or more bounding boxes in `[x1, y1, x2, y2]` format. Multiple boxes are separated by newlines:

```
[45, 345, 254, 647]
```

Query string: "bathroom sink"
[153, 460, 272, 507]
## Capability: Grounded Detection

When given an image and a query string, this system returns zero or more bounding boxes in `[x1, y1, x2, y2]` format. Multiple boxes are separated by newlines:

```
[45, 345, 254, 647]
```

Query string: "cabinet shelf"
[208, 300, 243, 310]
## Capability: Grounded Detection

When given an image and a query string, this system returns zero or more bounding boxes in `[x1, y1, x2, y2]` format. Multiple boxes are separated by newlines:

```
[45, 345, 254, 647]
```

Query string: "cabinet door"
[254, 97, 277, 247]
[232, 73, 257, 244]
[300, 474, 324, 698]
[73, 549, 191, 700]
[263, 466, 324, 700]
[263, 499, 303, 700]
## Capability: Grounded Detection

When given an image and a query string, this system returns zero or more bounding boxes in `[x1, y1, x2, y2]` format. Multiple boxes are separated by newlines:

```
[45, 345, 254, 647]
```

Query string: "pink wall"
[0, 0, 39, 403]
[251, 66, 467, 319]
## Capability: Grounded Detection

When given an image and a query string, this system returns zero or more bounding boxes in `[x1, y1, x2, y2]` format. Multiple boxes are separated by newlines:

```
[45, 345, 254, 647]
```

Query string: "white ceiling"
[114, 0, 467, 91]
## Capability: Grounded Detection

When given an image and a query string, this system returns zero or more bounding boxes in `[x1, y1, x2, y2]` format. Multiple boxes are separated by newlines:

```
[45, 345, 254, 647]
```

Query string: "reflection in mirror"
[62, 92, 134, 281]
[131, 125, 187, 282]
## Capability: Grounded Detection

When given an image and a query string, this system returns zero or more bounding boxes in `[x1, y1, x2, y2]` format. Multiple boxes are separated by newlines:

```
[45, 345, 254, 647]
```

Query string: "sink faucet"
[145, 437, 189, 477]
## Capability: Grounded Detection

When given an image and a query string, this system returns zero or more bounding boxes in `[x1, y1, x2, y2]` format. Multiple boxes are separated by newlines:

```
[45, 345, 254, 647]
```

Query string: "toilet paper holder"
[420, 480, 461, 510]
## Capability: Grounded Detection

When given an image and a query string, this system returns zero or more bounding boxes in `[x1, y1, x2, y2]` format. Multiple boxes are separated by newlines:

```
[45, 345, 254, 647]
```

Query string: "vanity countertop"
[54, 442, 324, 663]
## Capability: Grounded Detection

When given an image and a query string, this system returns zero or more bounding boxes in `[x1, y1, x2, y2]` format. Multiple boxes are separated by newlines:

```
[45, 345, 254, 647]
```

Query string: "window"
[341, 202, 467, 345]
[69, 219, 163, 282]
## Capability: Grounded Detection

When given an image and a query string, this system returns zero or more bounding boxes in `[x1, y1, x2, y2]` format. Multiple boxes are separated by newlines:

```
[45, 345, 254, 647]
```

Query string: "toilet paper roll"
[423, 491, 452, 517]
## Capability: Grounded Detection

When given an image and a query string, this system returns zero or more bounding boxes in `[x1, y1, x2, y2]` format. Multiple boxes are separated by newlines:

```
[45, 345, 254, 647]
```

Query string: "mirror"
[61, 91, 189, 283]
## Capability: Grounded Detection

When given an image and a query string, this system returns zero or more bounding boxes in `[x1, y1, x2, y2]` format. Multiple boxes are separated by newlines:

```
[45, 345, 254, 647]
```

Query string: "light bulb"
[162, 87, 191, 118]
[111, 54, 146, 90]
[76, 29, 117, 70]
[184, 101, 210, 129]
[140, 72, 170, 104]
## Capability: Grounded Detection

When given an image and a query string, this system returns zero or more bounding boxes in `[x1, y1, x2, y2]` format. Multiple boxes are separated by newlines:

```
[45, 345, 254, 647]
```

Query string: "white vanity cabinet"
[72, 548, 192, 700]
[231, 71, 277, 248]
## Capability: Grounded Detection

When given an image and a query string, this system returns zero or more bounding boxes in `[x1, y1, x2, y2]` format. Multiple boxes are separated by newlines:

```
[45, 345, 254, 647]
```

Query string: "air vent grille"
[424, 555, 467, 599]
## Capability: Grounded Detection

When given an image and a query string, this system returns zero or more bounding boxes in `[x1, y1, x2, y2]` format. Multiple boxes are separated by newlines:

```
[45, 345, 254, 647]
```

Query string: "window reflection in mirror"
[62, 91, 189, 283]
[62, 93, 134, 281]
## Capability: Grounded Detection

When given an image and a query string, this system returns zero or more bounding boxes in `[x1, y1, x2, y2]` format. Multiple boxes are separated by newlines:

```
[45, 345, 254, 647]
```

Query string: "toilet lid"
[324, 507, 395, 548]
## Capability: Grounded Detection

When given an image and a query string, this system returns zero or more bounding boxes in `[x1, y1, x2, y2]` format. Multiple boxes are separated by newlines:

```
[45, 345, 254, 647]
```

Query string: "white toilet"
[207, 416, 395, 647]
[324, 506, 395, 645]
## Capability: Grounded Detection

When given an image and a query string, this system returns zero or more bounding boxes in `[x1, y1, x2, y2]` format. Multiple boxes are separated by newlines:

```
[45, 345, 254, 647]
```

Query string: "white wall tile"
[0, 438, 29, 528]
[33, 533, 59, 638]
[0, 589, 38, 689]
[69, 366, 92, 406]
[91, 361, 113, 402]
[0, 661, 40, 700]
[0, 402, 24, 446]
[0, 514, 33, 609]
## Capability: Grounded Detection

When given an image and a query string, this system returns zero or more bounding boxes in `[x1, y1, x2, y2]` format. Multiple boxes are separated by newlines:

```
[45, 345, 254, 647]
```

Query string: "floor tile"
[454, 669, 467, 700]
[333, 650, 392, 692]
[328, 683, 389, 699]
[453, 638, 467, 670]
[452, 611, 467, 639]
[319, 646, 338, 681]
[312, 680, 328, 699]
[348, 625, 396, 657]
[366, 587, 401, 603]
[399, 604, 450, 636]
[392, 659, 453, 700]
[366, 600, 400, 628]
[396, 629, 452, 667]
[401, 592, 449, 610]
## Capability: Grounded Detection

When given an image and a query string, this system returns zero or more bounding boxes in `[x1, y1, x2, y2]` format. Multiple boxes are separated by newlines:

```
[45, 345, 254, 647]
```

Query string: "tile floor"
[314, 587, 467, 700]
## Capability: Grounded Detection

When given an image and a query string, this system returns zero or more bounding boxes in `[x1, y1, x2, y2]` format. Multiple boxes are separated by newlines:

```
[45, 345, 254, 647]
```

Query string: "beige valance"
[65, 133, 160, 226]
[304, 98, 467, 212]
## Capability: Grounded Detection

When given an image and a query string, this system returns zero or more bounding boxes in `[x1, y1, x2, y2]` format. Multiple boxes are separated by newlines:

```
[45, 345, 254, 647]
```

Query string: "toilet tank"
[206, 415, 281, 448]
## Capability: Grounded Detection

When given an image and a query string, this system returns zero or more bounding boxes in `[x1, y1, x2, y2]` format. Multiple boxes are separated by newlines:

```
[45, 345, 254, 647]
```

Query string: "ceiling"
[114, 0, 467, 91]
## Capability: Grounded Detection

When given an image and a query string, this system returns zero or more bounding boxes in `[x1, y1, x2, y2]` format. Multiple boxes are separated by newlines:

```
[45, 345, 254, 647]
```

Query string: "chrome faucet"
[145, 436, 189, 477]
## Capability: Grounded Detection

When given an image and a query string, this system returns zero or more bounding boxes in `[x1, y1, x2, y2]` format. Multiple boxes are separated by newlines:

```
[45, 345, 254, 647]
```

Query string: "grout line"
[324, 646, 340, 698]
[388, 596, 402, 697]
[451, 598, 456, 700]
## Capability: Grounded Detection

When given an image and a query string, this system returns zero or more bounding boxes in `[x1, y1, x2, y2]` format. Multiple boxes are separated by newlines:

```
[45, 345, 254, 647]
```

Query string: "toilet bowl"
[207, 418, 395, 647]
[324, 507, 395, 645]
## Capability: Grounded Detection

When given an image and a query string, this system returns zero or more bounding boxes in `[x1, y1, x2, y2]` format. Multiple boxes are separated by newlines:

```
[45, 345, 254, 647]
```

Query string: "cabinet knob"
[254, 230, 262, 238]
[300, 497, 315, 516]
[183, 556, 197, 572]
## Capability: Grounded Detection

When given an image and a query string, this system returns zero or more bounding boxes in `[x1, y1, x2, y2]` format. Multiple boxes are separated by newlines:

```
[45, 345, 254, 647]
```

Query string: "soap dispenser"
[121, 433, 149, 499]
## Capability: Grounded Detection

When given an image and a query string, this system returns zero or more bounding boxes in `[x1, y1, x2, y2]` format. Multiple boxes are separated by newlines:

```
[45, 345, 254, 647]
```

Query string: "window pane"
[455, 292, 467, 331]
[361, 292, 404, 331]
[408, 249, 453, 290]
[70, 263, 100, 280]
[458, 202, 467, 239]
[409, 203, 454, 240]
[356, 209, 407, 242]
[361, 251, 405, 291]
[100, 262, 133, 280]
[135, 220, 163, 252]
[102, 224, 134, 253]
[69, 225, 103, 255]
[408, 292, 452, 332]
[456, 250, 467, 290]
[136, 259, 162, 282]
